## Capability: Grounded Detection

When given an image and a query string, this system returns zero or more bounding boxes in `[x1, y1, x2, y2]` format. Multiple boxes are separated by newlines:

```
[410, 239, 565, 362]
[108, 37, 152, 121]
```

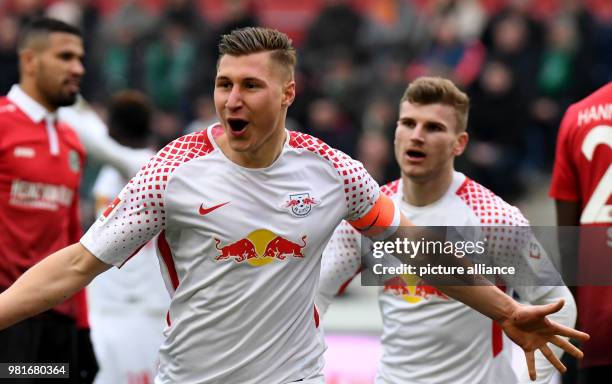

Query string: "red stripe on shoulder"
[132, 129, 215, 191]
[288, 131, 339, 163]
[455, 176, 471, 196]
[380, 179, 400, 197]
[455, 178, 528, 226]
[288, 131, 378, 219]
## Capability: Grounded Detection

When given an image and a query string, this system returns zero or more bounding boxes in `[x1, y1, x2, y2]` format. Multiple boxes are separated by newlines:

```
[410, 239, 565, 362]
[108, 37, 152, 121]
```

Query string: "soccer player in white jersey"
[0, 28, 588, 384]
[317, 76, 577, 384]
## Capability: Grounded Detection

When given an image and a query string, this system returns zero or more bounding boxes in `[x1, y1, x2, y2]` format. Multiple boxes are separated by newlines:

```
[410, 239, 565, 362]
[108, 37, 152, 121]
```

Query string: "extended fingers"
[540, 345, 566, 373]
[534, 299, 564, 317]
[549, 320, 590, 342]
[550, 336, 584, 359]
[525, 350, 536, 381]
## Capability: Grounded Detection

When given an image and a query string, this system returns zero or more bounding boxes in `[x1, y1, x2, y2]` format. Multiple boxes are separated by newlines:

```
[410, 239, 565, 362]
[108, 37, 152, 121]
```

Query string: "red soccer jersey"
[0, 88, 85, 320]
[550, 82, 612, 217]
[550, 82, 612, 368]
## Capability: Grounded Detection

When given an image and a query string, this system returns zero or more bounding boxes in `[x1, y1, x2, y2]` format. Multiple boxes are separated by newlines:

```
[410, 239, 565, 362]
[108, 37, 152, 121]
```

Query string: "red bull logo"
[262, 235, 307, 259]
[215, 238, 257, 263]
[214, 229, 308, 267]
[383, 275, 448, 303]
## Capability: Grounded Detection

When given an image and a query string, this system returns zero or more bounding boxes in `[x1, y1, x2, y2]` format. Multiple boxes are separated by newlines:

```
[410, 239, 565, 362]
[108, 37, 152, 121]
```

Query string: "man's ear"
[281, 80, 296, 108]
[19, 49, 38, 77]
[454, 131, 469, 156]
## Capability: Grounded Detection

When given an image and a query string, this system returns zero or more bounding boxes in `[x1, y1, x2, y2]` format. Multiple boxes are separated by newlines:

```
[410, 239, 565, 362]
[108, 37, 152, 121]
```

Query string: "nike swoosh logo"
[199, 202, 230, 215]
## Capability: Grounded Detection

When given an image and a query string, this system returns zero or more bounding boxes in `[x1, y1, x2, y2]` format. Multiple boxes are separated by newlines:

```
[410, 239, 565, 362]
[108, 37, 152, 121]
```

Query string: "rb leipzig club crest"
[285, 193, 319, 217]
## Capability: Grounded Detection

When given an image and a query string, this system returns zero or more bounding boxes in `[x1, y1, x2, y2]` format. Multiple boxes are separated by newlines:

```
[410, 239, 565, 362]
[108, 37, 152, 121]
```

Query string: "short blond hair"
[218, 27, 297, 78]
[401, 77, 470, 132]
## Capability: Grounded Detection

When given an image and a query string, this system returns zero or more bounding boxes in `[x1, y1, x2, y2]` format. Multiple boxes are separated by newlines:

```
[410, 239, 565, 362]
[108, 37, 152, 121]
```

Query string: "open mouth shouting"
[227, 118, 249, 137]
[405, 149, 426, 163]
[405, 148, 426, 163]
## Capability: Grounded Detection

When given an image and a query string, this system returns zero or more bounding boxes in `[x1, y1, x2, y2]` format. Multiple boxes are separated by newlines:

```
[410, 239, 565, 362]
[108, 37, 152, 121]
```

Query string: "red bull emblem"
[284, 192, 319, 217]
[214, 230, 308, 266]
[214, 238, 257, 263]
[383, 275, 448, 303]
[262, 235, 307, 259]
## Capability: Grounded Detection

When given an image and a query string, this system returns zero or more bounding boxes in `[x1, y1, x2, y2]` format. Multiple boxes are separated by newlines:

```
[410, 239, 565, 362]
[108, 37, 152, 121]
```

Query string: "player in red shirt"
[0, 18, 96, 382]
[550, 82, 612, 383]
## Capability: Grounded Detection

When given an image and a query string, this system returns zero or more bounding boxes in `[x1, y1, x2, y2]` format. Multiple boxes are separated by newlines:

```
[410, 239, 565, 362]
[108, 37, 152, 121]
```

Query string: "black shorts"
[0, 311, 77, 383]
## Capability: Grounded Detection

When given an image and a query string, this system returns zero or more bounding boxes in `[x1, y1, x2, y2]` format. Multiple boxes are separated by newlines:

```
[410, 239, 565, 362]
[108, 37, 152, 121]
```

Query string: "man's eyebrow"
[215, 76, 265, 82]
[242, 77, 265, 82]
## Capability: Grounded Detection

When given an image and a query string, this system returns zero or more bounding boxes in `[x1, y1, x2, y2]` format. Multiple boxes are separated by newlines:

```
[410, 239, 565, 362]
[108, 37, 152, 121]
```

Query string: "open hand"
[500, 299, 589, 381]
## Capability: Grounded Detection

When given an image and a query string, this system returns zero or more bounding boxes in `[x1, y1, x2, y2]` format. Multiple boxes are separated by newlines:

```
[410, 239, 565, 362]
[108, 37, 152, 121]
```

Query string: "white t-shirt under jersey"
[81, 125, 398, 384]
[317, 171, 563, 384]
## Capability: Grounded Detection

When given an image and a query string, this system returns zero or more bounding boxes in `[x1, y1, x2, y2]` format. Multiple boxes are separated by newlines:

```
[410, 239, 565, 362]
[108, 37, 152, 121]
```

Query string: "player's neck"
[401, 168, 454, 207]
[19, 80, 55, 113]
[217, 126, 286, 168]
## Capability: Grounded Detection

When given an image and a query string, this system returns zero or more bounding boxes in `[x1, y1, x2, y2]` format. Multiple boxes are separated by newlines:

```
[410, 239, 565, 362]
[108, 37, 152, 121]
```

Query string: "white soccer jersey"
[89, 162, 170, 313]
[81, 125, 398, 384]
[318, 171, 563, 384]
[89, 161, 171, 384]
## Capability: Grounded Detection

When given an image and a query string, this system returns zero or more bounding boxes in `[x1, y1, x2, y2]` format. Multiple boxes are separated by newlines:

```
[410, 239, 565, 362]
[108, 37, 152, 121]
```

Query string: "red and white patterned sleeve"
[317, 221, 364, 316]
[80, 131, 214, 267]
[317, 180, 403, 315]
[288, 131, 401, 238]
[457, 179, 562, 295]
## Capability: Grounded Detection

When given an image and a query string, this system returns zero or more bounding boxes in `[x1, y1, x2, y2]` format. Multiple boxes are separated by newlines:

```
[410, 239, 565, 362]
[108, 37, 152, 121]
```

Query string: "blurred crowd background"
[1, 0, 611, 210]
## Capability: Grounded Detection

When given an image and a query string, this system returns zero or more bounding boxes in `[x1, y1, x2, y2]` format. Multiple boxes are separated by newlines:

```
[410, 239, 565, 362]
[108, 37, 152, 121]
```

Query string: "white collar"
[7, 84, 55, 124]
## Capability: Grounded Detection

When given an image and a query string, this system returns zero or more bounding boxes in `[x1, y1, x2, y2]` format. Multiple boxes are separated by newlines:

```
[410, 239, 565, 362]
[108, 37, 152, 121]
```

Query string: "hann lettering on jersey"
[9, 180, 73, 210]
[577, 103, 612, 126]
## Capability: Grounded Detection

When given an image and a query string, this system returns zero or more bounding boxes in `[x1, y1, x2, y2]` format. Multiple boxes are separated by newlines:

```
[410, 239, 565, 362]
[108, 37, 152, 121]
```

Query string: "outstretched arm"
[388, 214, 588, 380]
[0, 243, 111, 330]
[498, 299, 585, 380]
[513, 286, 577, 383]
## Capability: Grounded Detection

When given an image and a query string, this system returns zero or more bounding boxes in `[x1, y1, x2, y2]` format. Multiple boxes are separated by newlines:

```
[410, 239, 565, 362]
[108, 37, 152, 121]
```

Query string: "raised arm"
[385, 214, 588, 380]
[0, 243, 110, 330]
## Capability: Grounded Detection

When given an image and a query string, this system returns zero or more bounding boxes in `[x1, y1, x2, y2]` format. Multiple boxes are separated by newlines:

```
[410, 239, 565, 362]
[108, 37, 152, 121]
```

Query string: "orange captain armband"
[347, 194, 400, 239]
